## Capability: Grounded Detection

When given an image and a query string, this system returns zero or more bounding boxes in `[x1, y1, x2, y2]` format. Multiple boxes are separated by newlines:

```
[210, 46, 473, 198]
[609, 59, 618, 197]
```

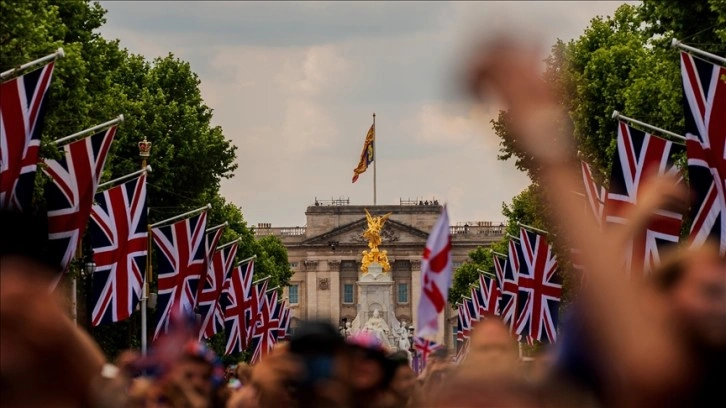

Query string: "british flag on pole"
[89, 174, 148, 326]
[223, 261, 261, 355]
[250, 289, 280, 364]
[277, 302, 291, 341]
[196, 224, 225, 305]
[515, 228, 561, 344]
[0, 60, 55, 211]
[44, 127, 116, 275]
[414, 337, 443, 369]
[604, 122, 685, 274]
[152, 211, 208, 339]
[498, 242, 521, 331]
[478, 273, 500, 317]
[581, 160, 606, 226]
[198, 241, 238, 340]
[680, 51, 726, 255]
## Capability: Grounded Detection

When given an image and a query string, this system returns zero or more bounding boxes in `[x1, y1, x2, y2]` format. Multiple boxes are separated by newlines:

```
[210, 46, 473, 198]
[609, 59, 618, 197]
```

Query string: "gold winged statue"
[361, 209, 392, 274]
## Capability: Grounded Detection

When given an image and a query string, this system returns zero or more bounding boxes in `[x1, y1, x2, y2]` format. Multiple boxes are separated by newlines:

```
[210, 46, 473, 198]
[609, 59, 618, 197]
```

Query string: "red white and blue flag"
[456, 303, 465, 342]
[222, 261, 260, 355]
[499, 241, 521, 331]
[277, 302, 291, 341]
[604, 122, 685, 275]
[478, 273, 500, 317]
[515, 228, 561, 343]
[414, 337, 443, 372]
[0, 61, 55, 211]
[44, 127, 116, 276]
[416, 206, 452, 338]
[680, 51, 726, 255]
[152, 211, 208, 339]
[581, 160, 606, 226]
[250, 289, 280, 364]
[465, 296, 479, 324]
[89, 174, 148, 326]
[198, 241, 238, 340]
[196, 224, 225, 305]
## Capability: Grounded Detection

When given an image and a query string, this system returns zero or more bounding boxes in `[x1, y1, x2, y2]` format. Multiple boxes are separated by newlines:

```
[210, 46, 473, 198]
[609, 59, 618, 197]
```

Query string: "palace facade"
[255, 199, 505, 351]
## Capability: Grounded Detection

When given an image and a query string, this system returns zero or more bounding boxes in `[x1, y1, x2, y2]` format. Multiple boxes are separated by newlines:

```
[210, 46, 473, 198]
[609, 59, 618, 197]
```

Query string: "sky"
[98, 1, 632, 228]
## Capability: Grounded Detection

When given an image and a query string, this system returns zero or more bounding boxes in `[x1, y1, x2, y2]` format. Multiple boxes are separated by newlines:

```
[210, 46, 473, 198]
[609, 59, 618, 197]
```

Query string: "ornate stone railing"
[449, 224, 506, 237]
[255, 226, 307, 237]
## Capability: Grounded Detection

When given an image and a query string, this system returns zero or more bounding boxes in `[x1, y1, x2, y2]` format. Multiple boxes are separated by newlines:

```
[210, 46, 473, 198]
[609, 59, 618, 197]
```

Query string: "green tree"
[1, 0, 290, 361]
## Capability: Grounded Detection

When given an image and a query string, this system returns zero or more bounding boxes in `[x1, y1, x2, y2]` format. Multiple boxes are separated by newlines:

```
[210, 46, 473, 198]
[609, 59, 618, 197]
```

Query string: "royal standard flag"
[352, 122, 375, 183]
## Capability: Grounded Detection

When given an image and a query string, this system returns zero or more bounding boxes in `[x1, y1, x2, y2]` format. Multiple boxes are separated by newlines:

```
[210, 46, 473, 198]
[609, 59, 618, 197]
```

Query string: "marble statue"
[344, 321, 352, 337]
[392, 319, 412, 360]
[363, 309, 391, 346]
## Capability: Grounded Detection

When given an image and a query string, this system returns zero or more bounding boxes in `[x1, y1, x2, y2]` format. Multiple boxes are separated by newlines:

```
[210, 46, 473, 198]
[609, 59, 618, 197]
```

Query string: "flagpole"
[97, 166, 152, 191]
[672, 38, 726, 65]
[611, 111, 686, 142]
[518, 223, 549, 235]
[140, 136, 152, 356]
[149, 204, 212, 229]
[373, 112, 377, 206]
[0, 48, 65, 80]
[54, 115, 125, 145]
[206, 222, 228, 234]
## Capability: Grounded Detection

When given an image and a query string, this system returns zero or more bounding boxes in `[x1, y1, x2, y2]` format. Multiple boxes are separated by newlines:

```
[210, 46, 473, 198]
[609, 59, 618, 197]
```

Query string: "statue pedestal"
[354, 263, 397, 347]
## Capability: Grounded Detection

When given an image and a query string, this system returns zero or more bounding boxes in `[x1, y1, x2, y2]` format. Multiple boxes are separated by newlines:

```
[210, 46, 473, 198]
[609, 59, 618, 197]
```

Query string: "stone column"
[410, 260, 421, 328]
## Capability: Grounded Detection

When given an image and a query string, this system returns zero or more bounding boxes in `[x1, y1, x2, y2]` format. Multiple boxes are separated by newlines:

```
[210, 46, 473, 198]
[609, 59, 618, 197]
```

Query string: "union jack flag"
[198, 241, 238, 340]
[88, 174, 147, 326]
[196, 224, 225, 305]
[681, 52, 726, 255]
[277, 302, 291, 340]
[465, 296, 479, 323]
[250, 289, 280, 364]
[478, 273, 500, 317]
[604, 122, 685, 275]
[456, 303, 465, 342]
[515, 228, 561, 343]
[44, 127, 116, 275]
[500, 242, 522, 331]
[458, 301, 472, 339]
[152, 211, 208, 340]
[413, 337, 443, 369]
[581, 160, 606, 226]
[471, 280, 487, 318]
[222, 260, 258, 354]
[0, 61, 55, 211]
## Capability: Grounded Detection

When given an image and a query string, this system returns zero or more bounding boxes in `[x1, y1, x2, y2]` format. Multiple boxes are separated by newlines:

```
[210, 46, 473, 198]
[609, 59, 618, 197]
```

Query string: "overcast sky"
[98, 1, 631, 228]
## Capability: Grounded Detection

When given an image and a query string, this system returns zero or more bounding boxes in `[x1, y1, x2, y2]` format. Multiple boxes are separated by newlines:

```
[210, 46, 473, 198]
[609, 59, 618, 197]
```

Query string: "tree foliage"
[1, 0, 290, 361]
[482, 0, 724, 307]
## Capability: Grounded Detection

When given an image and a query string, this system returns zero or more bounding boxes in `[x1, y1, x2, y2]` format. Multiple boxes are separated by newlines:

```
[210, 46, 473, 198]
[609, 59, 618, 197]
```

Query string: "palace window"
[397, 283, 409, 304]
[289, 284, 299, 304]
[343, 283, 354, 304]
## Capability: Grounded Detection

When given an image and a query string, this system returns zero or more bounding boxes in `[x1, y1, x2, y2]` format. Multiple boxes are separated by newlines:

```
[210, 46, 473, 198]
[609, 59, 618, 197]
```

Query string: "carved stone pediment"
[303, 218, 429, 246]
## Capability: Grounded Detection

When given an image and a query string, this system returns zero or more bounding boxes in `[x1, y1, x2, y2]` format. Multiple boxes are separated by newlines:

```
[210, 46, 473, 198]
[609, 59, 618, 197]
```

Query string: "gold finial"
[138, 137, 152, 158]
[360, 209, 392, 274]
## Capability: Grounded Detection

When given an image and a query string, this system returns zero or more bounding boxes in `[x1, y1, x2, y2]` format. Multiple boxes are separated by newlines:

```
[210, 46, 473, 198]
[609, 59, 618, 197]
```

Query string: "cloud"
[97, 1, 629, 227]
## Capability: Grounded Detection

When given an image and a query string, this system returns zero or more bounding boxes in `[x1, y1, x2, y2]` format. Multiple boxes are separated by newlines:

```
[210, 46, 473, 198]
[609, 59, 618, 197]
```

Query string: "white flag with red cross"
[416, 206, 452, 338]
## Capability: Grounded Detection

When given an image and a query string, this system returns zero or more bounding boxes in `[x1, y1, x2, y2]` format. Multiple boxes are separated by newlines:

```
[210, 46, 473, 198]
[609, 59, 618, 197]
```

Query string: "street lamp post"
[138, 137, 152, 355]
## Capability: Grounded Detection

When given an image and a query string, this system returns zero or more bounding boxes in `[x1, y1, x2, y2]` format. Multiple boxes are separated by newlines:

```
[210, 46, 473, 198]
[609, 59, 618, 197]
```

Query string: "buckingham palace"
[255, 198, 505, 351]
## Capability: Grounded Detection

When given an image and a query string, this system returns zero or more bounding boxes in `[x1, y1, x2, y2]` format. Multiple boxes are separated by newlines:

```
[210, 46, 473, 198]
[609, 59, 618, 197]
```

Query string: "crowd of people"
[1, 35, 724, 408]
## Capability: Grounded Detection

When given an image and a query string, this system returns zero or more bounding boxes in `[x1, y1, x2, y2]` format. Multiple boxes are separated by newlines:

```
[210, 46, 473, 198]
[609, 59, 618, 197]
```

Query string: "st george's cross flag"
[416, 206, 452, 338]
[0, 60, 55, 211]
[44, 126, 116, 276]
[89, 174, 148, 326]
[680, 51, 726, 255]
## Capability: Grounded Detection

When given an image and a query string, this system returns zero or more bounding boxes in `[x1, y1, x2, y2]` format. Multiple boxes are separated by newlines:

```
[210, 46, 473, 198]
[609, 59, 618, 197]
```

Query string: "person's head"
[235, 362, 252, 386]
[346, 332, 389, 392]
[387, 351, 416, 401]
[465, 318, 519, 374]
[168, 341, 223, 403]
[651, 243, 726, 348]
